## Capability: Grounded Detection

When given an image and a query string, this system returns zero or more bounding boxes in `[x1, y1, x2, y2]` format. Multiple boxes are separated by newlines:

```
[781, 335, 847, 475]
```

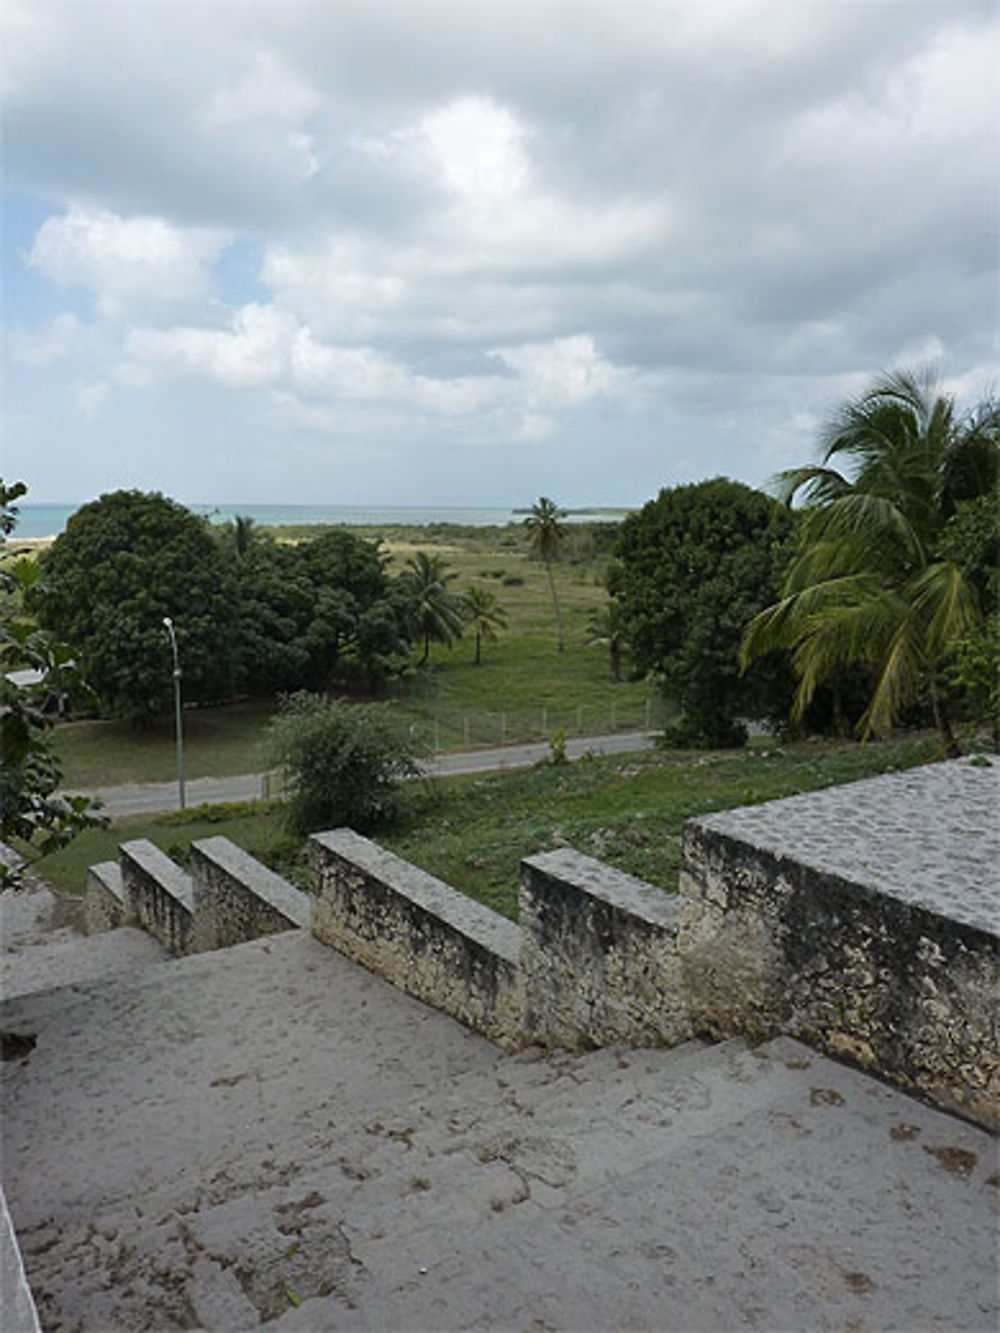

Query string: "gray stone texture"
[520, 848, 691, 1048]
[680, 758, 999, 1128]
[190, 835, 309, 952]
[1, 926, 996, 1332]
[84, 860, 125, 934]
[310, 828, 520, 1047]
[119, 838, 197, 955]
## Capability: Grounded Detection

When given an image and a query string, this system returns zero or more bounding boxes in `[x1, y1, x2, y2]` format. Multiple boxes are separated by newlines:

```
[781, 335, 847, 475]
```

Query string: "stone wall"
[520, 848, 690, 1048]
[84, 861, 125, 935]
[189, 836, 309, 951]
[679, 759, 999, 1129]
[310, 828, 521, 1047]
[119, 839, 197, 955]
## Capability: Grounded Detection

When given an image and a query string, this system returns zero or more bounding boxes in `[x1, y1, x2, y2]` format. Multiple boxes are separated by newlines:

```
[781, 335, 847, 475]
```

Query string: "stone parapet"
[84, 861, 125, 935]
[520, 848, 690, 1048]
[189, 836, 309, 951]
[310, 828, 520, 1047]
[679, 758, 999, 1129]
[119, 839, 197, 956]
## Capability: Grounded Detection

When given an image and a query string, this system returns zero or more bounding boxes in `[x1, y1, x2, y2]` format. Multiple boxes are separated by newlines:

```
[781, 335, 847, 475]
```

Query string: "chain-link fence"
[399, 695, 671, 752]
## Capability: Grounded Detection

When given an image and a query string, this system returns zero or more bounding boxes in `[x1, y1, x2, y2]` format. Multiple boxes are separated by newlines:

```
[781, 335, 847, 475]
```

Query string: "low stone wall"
[189, 836, 309, 951]
[119, 839, 197, 956]
[520, 848, 690, 1049]
[84, 861, 125, 934]
[679, 759, 999, 1129]
[310, 828, 521, 1047]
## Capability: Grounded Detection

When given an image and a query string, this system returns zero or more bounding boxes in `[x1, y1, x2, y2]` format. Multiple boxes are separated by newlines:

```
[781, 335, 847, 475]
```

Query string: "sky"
[3, 0, 997, 509]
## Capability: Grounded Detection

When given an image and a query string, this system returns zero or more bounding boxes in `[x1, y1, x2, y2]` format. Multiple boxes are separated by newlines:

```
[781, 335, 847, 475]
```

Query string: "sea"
[12, 503, 552, 540]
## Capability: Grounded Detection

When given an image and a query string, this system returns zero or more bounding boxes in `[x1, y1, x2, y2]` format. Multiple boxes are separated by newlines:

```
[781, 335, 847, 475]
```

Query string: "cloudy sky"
[3, 0, 997, 509]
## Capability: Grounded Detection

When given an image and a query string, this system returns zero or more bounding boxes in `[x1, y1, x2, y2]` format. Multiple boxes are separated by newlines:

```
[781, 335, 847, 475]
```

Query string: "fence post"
[542, 706, 548, 736]
[463, 717, 470, 746]
[435, 721, 441, 752]
[611, 702, 617, 732]
[645, 696, 651, 729]
[577, 705, 583, 733]
[501, 713, 507, 743]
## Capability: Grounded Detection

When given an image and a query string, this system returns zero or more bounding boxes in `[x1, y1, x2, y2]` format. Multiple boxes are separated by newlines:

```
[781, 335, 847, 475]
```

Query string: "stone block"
[310, 828, 520, 1047]
[520, 848, 690, 1049]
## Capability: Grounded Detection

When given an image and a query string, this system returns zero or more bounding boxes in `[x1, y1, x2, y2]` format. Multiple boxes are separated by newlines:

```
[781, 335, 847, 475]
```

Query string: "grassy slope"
[33, 734, 940, 915]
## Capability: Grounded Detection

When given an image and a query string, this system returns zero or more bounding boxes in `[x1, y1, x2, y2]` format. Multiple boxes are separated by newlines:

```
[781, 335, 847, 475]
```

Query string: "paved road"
[69, 730, 655, 817]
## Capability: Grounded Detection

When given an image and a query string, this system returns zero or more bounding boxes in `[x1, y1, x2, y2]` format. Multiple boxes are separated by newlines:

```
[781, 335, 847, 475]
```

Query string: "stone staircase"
[3, 918, 996, 1332]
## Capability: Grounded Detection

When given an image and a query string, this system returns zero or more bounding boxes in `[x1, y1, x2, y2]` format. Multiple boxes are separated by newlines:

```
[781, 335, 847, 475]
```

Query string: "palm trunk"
[545, 559, 565, 652]
[930, 682, 961, 758]
[421, 633, 430, 665]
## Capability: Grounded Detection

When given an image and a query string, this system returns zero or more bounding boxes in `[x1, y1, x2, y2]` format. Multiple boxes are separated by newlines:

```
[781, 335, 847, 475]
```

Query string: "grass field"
[51, 521, 660, 787]
[32, 733, 942, 917]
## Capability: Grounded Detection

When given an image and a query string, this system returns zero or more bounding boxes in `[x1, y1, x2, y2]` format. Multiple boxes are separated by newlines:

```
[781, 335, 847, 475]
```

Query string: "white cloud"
[491, 335, 637, 407]
[29, 205, 228, 318]
[11, 312, 82, 364]
[126, 303, 297, 387]
[202, 50, 321, 128]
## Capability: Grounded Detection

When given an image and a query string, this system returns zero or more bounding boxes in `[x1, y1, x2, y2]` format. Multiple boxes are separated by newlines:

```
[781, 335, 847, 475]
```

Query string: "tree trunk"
[930, 682, 961, 758]
[421, 633, 430, 665]
[545, 560, 565, 652]
[474, 631, 482, 665]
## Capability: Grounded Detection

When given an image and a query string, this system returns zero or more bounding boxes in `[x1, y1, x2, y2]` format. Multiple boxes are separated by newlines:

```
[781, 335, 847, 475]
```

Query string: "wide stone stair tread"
[1, 924, 172, 1002]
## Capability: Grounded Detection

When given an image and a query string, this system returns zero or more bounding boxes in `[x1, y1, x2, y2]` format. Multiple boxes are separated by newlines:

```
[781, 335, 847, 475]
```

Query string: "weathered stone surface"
[190, 835, 309, 952]
[84, 861, 124, 935]
[1, 1189, 39, 1333]
[520, 848, 690, 1048]
[119, 839, 196, 955]
[680, 758, 999, 1128]
[310, 828, 520, 1047]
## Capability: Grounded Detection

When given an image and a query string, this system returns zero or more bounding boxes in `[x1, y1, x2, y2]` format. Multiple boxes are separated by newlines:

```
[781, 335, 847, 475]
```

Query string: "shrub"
[267, 693, 425, 836]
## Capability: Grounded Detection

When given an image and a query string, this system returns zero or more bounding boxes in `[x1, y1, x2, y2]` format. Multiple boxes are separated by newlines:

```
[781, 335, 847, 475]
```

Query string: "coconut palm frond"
[858, 615, 926, 740]
[775, 465, 851, 507]
[907, 561, 982, 657]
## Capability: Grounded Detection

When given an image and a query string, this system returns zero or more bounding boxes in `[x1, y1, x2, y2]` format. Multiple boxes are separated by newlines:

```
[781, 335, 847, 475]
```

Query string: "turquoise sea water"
[12, 502, 525, 539]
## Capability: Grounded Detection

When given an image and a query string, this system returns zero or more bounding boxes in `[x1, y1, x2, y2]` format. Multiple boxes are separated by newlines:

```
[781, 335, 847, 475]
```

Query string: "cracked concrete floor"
[1, 926, 997, 1332]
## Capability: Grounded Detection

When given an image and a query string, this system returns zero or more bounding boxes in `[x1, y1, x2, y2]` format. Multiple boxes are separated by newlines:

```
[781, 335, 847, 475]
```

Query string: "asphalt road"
[69, 730, 655, 817]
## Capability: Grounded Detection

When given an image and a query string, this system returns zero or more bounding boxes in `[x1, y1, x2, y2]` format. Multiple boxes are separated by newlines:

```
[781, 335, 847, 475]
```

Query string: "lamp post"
[162, 617, 185, 810]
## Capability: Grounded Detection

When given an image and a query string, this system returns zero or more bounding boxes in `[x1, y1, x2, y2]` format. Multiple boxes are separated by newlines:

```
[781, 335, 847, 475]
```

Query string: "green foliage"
[461, 585, 508, 664]
[742, 371, 999, 753]
[586, 601, 627, 680]
[401, 550, 466, 664]
[611, 478, 796, 746]
[267, 692, 425, 836]
[546, 726, 568, 765]
[1, 481, 105, 882]
[34, 490, 239, 723]
[524, 497, 567, 651]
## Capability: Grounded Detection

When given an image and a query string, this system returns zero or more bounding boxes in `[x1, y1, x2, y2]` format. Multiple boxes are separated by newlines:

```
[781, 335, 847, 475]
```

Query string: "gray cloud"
[3, 0, 997, 506]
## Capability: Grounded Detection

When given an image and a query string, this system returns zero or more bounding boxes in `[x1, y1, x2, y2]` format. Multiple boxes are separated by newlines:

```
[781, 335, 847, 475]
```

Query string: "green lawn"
[33, 734, 941, 918]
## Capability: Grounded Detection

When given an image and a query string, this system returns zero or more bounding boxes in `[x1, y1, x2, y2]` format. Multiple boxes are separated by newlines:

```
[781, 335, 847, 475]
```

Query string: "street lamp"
[162, 617, 185, 810]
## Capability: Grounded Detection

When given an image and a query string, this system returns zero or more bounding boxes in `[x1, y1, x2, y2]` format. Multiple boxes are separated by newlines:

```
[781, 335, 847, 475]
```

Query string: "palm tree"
[524, 496, 567, 651]
[462, 586, 508, 665]
[740, 369, 998, 755]
[586, 601, 626, 680]
[403, 551, 465, 665]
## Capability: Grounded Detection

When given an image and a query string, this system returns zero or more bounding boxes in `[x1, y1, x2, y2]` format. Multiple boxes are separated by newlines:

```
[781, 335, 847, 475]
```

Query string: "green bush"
[267, 693, 425, 836]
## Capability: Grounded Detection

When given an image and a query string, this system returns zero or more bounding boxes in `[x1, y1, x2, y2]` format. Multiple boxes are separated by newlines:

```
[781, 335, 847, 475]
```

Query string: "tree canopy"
[741, 370, 999, 753]
[34, 490, 239, 722]
[610, 477, 796, 746]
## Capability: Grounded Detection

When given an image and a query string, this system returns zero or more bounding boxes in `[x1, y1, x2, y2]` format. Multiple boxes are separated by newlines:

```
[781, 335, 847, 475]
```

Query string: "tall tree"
[611, 478, 796, 746]
[524, 496, 566, 651]
[403, 550, 465, 664]
[462, 585, 508, 665]
[34, 490, 239, 722]
[741, 370, 999, 755]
